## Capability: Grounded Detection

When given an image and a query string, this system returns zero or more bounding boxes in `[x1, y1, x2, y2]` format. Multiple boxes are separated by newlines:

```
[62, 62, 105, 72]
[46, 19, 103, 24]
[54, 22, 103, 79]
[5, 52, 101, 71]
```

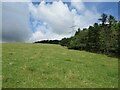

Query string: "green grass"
[2, 43, 118, 88]
[0, 43, 2, 89]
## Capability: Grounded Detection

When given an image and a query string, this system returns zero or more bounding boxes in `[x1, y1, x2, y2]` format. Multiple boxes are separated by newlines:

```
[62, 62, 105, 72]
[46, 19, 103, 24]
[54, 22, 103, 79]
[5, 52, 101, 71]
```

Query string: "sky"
[1, 0, 119, 42]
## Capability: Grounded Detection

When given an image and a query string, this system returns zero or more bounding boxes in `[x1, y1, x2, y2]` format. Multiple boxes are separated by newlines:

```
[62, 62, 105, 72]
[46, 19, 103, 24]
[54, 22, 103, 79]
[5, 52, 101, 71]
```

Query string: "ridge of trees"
[60, 13, 120, 56]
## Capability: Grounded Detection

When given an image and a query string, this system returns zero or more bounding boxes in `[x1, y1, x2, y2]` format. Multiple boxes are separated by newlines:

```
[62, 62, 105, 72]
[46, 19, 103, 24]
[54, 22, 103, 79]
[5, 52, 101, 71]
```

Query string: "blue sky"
[84, 2, 118, 20]
[1, 1, 119, 42]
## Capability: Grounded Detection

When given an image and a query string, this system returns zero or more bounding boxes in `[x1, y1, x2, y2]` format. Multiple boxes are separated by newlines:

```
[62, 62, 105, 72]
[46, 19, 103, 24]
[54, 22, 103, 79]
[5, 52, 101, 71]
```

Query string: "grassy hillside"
[2, 43, 118, 88]
[0, 43, 2, 89]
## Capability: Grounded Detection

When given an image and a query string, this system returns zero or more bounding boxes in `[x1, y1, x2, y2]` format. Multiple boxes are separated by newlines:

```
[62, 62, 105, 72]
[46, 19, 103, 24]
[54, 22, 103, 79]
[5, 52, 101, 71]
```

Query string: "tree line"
[34, 40, 60, 44]
[60, 13, 120, 56]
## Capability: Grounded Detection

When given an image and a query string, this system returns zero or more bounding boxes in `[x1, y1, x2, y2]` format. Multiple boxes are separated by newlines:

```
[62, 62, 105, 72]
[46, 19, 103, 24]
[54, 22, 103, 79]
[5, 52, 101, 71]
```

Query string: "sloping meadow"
[2, 43, 118, 88]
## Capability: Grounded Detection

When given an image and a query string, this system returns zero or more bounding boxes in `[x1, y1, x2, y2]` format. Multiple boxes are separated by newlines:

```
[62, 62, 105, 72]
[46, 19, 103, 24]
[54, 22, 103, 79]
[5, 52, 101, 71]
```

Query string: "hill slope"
[2, 43, 118, 88]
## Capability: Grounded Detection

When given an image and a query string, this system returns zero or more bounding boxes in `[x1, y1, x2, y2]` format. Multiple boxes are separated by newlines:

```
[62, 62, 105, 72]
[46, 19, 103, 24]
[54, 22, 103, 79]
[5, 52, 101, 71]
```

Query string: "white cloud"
[71, 0, 86, 12]
[29, 30, 69, 42]
[29, 0, 101, 42]
[28, 23, 72, 42]
[73, 9, 100, 29]
[2, 2, 32, 42]
[71, 0, 100, 28]
[36, 0, 74, 34]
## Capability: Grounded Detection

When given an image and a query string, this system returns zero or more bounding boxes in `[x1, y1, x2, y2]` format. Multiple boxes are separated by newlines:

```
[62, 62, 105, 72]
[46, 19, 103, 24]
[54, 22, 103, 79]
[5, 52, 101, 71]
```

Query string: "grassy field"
[0, 43, 2, 89]
[2, 43, 118, 88]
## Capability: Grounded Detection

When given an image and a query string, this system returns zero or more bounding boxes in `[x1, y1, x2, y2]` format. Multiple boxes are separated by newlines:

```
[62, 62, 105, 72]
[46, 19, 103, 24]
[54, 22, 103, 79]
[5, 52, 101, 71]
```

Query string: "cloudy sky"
[1, 0, 119, 42]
